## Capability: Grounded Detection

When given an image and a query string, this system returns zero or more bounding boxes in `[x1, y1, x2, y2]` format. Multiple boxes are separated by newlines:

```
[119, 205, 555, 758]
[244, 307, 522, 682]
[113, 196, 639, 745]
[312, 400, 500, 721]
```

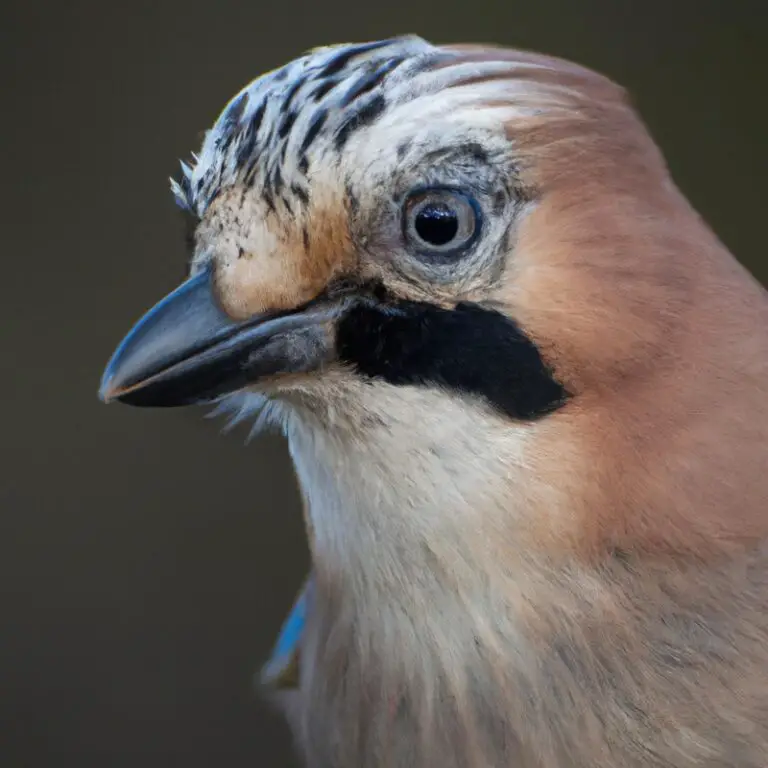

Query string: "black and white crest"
[172, 36, 446, 217]
[171, 34, 570, 220]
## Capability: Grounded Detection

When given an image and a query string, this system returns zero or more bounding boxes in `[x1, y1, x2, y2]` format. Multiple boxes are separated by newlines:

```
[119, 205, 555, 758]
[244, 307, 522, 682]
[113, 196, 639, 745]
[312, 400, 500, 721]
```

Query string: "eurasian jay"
[100, 36, 768, 768]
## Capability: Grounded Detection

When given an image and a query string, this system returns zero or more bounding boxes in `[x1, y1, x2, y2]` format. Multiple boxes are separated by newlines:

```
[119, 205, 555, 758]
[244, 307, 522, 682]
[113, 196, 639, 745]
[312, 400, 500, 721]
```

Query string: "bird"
[99, 35, 768, 768]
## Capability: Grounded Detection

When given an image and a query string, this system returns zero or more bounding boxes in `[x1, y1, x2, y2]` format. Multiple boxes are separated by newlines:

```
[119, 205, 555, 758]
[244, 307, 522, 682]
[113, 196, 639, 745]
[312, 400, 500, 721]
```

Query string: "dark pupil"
[414, 203, 459, 246]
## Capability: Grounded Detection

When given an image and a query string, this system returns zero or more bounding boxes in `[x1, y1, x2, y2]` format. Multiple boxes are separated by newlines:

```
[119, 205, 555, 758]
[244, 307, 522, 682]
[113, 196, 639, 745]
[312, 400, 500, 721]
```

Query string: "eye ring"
[401, 187, 482, 258]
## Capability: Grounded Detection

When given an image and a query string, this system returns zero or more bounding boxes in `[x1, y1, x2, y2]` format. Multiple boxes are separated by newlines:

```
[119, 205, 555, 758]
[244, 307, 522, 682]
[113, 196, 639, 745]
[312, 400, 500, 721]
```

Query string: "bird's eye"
[402, 189, 481, 257]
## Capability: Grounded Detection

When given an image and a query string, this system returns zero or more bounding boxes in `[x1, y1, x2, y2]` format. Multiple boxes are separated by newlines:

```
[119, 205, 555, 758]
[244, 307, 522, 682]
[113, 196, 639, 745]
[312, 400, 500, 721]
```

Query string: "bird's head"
[100, 36, 768, 563]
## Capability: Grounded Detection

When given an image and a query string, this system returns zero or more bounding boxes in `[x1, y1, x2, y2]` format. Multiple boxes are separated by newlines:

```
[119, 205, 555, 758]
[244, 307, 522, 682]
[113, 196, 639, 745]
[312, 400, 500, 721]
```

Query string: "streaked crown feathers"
[171, 35, 629, 221]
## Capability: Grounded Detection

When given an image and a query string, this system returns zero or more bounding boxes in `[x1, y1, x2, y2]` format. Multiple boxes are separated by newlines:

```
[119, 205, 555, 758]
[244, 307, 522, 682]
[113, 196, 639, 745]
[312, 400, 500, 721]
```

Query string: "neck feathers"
[281, 375, 534, 572]
[268, 363, 768, 768]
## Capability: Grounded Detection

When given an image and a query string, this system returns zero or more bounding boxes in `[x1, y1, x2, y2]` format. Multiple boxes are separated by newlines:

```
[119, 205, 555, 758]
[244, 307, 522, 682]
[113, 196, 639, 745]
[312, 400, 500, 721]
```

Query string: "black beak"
[98, 265, 340, 407]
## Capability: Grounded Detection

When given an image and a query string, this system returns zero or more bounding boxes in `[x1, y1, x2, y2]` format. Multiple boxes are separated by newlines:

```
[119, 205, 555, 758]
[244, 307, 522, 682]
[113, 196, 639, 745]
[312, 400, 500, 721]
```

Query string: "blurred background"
[2, 1, 766, 765]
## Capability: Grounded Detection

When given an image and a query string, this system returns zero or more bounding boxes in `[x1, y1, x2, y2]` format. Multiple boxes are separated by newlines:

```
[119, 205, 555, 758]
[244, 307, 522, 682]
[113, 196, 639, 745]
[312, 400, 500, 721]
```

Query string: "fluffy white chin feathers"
[207, 390, 294, 442]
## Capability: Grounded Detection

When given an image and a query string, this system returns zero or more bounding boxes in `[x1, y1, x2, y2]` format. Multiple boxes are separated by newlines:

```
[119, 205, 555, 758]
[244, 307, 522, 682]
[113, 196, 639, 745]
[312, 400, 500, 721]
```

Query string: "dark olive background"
[2, 1, 766, 766]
